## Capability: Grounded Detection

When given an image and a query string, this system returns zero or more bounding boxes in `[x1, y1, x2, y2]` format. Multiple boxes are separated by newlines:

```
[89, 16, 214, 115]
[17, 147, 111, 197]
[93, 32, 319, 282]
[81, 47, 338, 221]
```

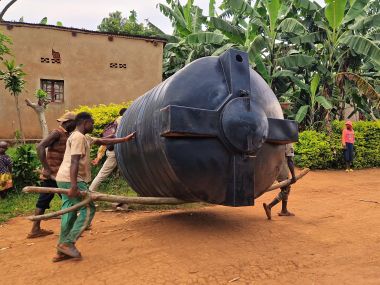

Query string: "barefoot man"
[53, 112, 135, 262]
[28, 112, 76, 238]
[263, 143, 297, 220]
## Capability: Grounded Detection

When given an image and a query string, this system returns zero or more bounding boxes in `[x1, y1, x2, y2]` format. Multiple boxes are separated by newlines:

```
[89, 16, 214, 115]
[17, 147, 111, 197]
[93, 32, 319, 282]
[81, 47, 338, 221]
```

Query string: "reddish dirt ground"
[1, 169, 380, 285]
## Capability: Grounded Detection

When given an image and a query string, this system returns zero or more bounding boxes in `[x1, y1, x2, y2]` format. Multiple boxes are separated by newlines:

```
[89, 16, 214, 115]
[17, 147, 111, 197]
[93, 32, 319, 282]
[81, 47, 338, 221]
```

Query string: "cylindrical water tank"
[115, 49, 298, 207]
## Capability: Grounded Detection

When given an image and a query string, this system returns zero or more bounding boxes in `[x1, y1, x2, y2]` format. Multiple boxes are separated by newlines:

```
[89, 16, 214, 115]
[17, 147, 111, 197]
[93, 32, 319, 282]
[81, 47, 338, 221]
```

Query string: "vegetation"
[0, 59, 26, 141]
[72, 102, 133, 136]
[151, 0, 379, 127]
[295, 120, 380, 169]
[97, 10, 157, 36]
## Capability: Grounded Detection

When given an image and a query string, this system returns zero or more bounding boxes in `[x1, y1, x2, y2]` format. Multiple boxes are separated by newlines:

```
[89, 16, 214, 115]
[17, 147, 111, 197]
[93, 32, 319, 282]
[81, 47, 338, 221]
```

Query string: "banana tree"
[212, 0, 317, 87]
[156, 0, 226, 78]
[292, 0, 380, 121]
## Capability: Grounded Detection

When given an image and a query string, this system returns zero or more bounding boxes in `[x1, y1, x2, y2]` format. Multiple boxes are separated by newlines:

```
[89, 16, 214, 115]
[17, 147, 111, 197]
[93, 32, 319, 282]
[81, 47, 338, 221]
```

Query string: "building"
[0, 21, 166, 139]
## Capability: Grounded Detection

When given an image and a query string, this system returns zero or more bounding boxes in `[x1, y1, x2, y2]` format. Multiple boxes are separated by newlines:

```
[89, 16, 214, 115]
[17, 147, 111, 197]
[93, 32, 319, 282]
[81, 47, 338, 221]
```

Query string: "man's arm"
[37, 131, 60, 178]
[287, 156, 296, 184]
[68, 155, 81, 198]
[93, 132, 136, 146]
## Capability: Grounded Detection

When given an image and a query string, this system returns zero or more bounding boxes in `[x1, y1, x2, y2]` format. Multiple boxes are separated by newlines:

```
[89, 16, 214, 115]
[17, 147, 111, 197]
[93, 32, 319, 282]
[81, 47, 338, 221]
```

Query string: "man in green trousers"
[54, 112, 135, 262]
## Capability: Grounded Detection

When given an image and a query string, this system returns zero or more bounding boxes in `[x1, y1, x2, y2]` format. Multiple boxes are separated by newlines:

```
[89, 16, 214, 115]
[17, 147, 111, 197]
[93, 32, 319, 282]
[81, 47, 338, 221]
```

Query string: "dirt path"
[1, 169, 380, 284]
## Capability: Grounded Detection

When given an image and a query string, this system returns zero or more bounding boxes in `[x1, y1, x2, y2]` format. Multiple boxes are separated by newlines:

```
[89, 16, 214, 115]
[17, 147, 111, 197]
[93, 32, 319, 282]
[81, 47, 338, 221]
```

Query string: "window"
[41, 80, 64, 102]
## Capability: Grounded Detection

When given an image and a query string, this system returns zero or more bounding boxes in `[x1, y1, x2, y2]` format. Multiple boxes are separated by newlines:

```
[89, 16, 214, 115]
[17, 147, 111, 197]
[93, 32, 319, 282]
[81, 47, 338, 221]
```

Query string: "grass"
[0, 145, 205, 224]
[0, 173, 205, 224]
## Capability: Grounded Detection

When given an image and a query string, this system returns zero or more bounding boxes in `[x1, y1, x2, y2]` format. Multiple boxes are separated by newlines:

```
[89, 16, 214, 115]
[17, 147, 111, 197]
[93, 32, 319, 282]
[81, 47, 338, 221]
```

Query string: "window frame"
[40, 79, 64, 103]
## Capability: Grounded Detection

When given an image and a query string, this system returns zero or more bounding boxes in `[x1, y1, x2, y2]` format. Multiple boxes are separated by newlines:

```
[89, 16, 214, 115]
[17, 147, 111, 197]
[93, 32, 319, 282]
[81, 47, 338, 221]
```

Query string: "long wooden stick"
[22, 187, 187, 205]
[26, 195, 92, 221]
[266, 168, 310, 192]
[23, 169, 310, 221]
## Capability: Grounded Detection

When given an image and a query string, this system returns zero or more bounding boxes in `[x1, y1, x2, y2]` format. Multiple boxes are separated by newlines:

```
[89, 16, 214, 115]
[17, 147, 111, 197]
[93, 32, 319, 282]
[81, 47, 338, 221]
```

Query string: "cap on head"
[345, 120, 353, 127]
[57, 112, 76, 122]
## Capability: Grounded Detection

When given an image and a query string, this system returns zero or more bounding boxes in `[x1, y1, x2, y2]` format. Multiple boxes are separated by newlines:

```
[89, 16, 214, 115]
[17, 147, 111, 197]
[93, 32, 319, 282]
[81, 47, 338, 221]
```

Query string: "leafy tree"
[0, 60, 26, 141]
[156, 0, 225, 78]
[97, 10, 156, 36]
[25, 89, 51, 138]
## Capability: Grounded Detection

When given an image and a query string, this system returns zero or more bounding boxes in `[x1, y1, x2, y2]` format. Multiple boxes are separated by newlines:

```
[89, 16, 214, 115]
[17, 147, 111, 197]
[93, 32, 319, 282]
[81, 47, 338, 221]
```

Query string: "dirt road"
[1, 169, 379, 284]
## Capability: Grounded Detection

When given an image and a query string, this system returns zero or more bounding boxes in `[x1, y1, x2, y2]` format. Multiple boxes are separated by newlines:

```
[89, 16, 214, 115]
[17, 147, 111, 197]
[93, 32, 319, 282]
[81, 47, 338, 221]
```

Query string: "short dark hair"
[75, 112, 93, 124]
[119, 108, 127, 116]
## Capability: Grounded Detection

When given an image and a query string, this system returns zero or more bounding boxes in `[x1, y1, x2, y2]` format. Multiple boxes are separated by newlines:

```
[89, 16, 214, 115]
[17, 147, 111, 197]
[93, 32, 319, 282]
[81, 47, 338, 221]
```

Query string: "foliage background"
[295, 121, 380, 169]
[73, 102, 132, 136]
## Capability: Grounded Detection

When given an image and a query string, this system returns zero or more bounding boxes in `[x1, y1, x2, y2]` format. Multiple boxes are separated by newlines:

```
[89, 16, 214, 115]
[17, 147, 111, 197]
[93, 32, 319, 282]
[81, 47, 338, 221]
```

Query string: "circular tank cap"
[221, 97, 268, 154]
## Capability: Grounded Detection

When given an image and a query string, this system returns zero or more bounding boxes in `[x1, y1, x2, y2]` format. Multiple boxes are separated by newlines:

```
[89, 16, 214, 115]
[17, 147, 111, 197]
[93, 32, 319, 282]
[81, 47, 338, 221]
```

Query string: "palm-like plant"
[156, 0, 226, 78]
[0, 60, 26, 141]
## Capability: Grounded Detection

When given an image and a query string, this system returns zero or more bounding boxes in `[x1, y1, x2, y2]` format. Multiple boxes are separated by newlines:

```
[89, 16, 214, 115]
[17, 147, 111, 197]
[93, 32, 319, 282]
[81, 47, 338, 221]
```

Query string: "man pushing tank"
[263, 143, 297, 220]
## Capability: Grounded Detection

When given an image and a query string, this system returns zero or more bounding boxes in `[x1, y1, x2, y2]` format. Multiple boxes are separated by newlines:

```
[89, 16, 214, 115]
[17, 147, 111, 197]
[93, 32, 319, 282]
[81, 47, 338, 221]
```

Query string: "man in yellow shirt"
[54, 112, 135, 261]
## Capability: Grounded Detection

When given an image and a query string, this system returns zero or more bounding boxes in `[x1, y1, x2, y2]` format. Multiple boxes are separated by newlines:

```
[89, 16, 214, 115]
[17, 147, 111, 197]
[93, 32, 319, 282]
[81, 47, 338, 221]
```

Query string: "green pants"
[57, 181, 96, 244]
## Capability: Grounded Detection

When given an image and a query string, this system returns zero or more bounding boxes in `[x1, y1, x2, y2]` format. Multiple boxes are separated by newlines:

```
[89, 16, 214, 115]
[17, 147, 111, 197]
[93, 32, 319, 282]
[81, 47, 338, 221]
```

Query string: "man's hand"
[290, 176, 297, 184]
[42, 168, 53, 179]
[342, 144, 346, 149]
[68, 184, 79, 198]
[91, 158, 100, 166]
[123, 131, 136, 142]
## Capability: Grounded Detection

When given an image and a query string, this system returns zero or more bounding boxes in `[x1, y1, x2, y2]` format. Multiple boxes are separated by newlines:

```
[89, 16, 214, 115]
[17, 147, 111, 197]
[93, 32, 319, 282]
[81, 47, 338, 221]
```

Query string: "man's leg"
[56, 182, 82, 258]
[263, 160, 288, 220]
[28, 180, 58, 238]
[89, 152, 117, 191]
[278, 186, 294, 216]
[57, 182, 95, 258]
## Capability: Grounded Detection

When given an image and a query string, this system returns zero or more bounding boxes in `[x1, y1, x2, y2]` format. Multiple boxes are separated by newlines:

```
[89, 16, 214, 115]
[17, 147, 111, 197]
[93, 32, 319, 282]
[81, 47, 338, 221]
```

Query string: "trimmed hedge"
[295, 121, 380, 169]
[73, 102, 133, 136]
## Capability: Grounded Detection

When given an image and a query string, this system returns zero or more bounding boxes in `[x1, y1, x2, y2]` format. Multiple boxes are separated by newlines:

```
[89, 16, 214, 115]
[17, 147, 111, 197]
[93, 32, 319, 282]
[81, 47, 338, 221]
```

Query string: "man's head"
[57, 112, 76, 132]
[119, 108, 127, 116]
[0, 141, 8, 154]
[345, 120, 353, 130]
[75, 112, 94, 134]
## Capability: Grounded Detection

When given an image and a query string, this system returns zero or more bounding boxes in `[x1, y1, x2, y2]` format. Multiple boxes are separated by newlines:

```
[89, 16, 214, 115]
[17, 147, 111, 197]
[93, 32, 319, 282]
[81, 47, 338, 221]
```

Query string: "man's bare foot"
[263, 203, 272, 220]
[278, 211, 295, 217]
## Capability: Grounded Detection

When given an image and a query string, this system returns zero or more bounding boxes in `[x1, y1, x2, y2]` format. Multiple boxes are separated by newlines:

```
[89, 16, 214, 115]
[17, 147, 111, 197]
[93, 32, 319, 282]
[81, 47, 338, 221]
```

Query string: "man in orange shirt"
[342, 121, 355, 172]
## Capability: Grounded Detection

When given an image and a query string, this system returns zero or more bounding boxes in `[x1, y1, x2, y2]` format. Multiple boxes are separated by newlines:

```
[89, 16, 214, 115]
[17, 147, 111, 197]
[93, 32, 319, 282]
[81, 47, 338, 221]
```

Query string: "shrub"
[295, 121, 380, 169]
[73, 102, 133, 136]
[9, 144, 41, 191]
[294, 130, 334, 169]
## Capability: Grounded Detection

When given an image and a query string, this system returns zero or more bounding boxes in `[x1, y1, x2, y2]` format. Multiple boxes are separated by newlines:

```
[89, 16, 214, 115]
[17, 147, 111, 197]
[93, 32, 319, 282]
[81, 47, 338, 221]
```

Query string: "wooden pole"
[266, 168, 310, 192]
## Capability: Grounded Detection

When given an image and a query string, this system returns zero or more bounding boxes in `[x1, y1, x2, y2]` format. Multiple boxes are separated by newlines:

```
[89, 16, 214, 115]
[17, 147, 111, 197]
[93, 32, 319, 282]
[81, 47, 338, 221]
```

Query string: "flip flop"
[57, 244, 81, 258]
[27, 229, 54, 239]
[278, 212, 295, 216]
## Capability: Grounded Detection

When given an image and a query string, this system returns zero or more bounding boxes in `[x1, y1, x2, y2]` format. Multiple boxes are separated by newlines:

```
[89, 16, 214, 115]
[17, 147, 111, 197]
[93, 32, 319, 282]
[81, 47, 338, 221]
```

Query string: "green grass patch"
[0, 174, 206, 224]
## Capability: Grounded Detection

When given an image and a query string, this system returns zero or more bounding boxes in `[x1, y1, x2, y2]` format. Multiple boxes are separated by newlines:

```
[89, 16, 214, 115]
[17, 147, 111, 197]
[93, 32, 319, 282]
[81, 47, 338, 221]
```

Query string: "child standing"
[0, 141, 13, 199]
[342, 121, 355, 172]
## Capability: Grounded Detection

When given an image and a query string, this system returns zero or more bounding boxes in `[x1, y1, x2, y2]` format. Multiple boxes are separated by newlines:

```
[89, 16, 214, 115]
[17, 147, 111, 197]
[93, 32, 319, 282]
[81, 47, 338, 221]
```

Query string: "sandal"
[57, 243, 81, 258]
[27, 229, 54, 239]
[52, 252, 82, 263]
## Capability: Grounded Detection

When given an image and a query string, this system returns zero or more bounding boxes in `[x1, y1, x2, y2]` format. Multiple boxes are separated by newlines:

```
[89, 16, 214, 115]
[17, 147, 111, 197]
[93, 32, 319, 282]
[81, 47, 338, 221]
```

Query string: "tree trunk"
[38, 110, 49, 138]
[14, 95, 25, 142]
[25, 99, 49, 138]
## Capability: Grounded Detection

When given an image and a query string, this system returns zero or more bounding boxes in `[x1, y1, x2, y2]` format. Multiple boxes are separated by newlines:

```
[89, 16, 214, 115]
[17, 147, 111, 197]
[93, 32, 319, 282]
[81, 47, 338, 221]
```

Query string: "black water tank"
[115, 49, 297, 207]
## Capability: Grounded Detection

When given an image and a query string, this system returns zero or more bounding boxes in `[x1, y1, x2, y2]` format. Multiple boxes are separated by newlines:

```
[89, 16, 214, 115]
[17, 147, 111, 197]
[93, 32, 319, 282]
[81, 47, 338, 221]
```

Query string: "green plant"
[294, 130, 334, 169]
[295, 121, 380, 169]
[35, 88, 48, 100]
[10, 144, 41, 191]
[0, 60, 26, 141]
[73, 102, 132, 136]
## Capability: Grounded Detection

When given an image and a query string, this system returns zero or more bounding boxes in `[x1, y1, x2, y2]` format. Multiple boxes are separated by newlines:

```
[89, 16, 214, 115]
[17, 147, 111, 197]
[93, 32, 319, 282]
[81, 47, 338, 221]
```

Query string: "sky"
[0, 0, 325, 34]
